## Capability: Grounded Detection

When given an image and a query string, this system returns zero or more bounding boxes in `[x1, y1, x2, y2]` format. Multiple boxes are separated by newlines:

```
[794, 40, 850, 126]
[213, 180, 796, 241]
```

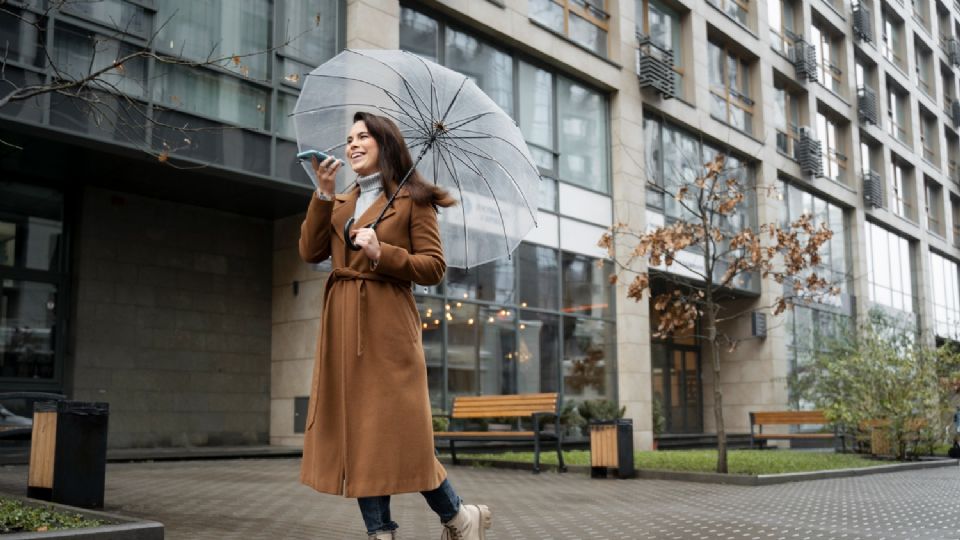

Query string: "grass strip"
[0, 498, 108, 533]
[454, 449, 880, 475]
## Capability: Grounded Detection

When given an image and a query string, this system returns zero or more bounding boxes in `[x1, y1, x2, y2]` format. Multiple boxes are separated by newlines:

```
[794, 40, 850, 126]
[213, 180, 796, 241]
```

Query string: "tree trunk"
[705, 305, 728, 473]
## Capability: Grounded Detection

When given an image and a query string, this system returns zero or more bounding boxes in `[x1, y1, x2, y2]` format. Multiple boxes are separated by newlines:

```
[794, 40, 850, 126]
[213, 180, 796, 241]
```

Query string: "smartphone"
[297, 149, 343, 165]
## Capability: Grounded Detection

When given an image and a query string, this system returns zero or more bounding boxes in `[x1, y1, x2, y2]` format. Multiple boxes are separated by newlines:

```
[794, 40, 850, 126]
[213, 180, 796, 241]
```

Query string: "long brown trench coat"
[298, 184, 448, 498]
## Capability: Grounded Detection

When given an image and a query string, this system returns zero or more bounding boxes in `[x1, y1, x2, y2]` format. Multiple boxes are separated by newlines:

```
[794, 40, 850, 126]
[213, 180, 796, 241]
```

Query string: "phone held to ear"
[296, 149, 343, 166]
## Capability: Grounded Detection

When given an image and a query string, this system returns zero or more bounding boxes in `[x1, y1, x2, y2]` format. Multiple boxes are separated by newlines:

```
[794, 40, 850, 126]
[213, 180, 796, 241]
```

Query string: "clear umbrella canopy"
[292, 49, 540, 269]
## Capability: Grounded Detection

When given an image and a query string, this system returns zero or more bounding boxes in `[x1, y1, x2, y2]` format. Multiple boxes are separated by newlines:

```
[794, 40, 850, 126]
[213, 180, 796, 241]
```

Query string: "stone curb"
[0, 493, 164, 539]
[441, 456, 960, 485]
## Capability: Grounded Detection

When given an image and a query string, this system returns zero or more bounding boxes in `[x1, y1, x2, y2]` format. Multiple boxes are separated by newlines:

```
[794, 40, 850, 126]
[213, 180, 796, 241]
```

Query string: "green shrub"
[577, 399, 626, 423]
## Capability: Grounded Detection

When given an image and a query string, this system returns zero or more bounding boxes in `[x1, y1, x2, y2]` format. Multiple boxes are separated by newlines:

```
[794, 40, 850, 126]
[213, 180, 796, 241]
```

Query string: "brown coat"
[298, 185, 447, 498]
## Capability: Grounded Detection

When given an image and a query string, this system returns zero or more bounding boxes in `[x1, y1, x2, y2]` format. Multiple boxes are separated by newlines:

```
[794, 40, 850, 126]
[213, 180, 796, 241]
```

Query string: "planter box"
[0, 494, 163, 539]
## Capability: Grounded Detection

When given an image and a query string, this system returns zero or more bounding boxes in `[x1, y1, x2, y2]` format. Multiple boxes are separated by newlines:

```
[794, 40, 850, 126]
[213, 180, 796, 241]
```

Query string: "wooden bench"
[433, 393, 566, 474]
[749, 411, 836, 449]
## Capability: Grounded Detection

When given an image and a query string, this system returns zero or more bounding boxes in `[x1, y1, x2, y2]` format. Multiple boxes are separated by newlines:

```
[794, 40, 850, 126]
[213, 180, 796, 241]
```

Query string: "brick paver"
[0, 459, 958, 539]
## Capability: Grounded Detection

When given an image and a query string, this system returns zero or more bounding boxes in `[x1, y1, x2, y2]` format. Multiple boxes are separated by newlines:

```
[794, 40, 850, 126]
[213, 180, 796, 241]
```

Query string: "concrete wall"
[70, 187, 272, 448]
[270, 210, 328, 446]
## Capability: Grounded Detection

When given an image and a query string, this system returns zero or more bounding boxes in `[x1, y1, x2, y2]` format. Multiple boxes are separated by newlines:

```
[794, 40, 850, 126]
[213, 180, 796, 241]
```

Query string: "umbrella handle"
[343, 217, 363, 251]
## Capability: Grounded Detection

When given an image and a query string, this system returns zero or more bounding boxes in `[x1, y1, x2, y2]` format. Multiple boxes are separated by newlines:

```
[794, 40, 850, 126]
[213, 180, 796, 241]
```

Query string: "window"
[920, 110, 939, 164]
[767, 0, 796, 56]
[915, 39, 934, 97]
[53, 24, 146, 98]
[860, 141, 873, 177]
[529, 0, 610, 56]
[708, 41, 753, 133]
[812, 23, 842, 95]
[887, 84, 909, 144]
[817, 113, 846, 182]
[639, 0, 684, 96]
[155, 0, 272, 80]
[779, 181, 849, 297]
[881, 10, 904, 69]
[399, 7, 612, 193]
[926, 180, 945, 235]
[280, 0, 341, 65]
[929, 251, 960, 340]
[938, 2, 953, 47]
[774, 81, 801, 157]
[948, 132, 960, 185]
[707, 0, 749, 27]
[914, 0, 931, 31]
[889, 158, 915, 220]
[942, 64, 957, 115]
[953, 196, 960, 246]
[152, 63, 269, 130]
[865, 221, 914, 313]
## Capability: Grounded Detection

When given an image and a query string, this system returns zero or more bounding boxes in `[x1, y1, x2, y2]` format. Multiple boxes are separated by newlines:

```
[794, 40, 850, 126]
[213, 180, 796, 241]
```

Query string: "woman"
[298, 112, 492, 540]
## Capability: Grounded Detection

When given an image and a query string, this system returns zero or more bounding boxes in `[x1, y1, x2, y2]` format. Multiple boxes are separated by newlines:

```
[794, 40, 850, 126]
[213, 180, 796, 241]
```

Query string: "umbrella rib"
[443, 127, 541, 176]
[432, 140, 471, 267]
[438, 133, 538, 225]
[405, 52, 441, 131]
[442, 111, 499, 132]
[436, 139, 512, 259]
[300, 73, 430, 134]
[347, 50, 434, 134]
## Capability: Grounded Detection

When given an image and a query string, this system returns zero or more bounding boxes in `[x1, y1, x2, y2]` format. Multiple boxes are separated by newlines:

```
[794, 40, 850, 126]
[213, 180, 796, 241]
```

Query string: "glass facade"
[400, 5, 615, 410]
[929, 251, 960, 341]
[865, 221, 916, 318]
[0, 182, 67, 385]
[0, 0, 344, 186]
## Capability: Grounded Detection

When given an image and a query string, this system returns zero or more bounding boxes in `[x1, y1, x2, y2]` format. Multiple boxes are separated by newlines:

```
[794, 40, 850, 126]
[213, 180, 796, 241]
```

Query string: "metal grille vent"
[853, 4, 873, 42]
[863, 170, 883, 208]
[857, 86, 878, 125]
[796, 128, 823, 176]
[636, 33, 675, 99]
[793, 40, 818, 82]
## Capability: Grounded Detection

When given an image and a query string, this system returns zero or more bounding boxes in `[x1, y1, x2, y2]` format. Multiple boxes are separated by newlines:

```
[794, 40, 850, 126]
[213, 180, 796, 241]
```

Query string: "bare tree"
[600, 151, 839, 473]
[0, 0, 318, 162]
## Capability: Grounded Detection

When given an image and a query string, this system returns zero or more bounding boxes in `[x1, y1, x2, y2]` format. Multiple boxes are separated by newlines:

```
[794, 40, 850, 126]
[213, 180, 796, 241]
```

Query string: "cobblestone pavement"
[0, 459, 958, 539]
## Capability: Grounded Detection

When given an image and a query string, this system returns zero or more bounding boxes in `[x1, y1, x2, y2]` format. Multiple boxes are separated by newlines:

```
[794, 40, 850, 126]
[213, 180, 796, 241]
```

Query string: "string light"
[521, 302, 527, 307]
[520, 324, 526, 330]
[468, 318, 474, 325]
[422, 323, 428, 329]
[434, 319, 440, 325]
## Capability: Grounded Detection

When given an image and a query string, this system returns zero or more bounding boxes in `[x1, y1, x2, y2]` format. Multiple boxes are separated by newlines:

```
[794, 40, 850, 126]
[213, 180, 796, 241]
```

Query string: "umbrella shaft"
[370, 138, 434, 229]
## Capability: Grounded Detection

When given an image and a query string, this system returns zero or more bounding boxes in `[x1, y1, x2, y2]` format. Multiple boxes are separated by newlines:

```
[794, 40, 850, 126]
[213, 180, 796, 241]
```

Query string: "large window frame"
[816, 112, 846, 183]
[528, 0, 610, 57]
[865, 221, 916, 315]
[812, 23, 843, 95]
[889, 158, 914, 220]
[708, 41, 754, 133]
[767, 0, 797, 57]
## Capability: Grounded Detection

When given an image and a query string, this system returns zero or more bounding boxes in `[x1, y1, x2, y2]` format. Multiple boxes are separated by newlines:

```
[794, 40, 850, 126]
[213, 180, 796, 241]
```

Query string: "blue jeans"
[357, 478, 461, 535]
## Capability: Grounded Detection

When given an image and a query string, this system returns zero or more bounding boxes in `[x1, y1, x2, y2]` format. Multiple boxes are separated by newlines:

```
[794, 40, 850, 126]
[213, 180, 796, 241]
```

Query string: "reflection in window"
[786, 306, 850, 407]
[563, 317, 614, 400]
[562, 252, 612, 319]
[707, 0, 749, 26]
[639, 0, 684, 96]
[0, 183, 63, 272]
[0, 280, 58, 380]
[708, 41, 753, 132]
[60, 0, 147, 35]
[156, 0, 272, 79]
[418, 297, 445, 409]
[518, 311, 560, 393]
[816, 113, 845, 183]
[399, 7, 439, 61]
[558, 78, 609, 192]
[280, 0, 339, 64]
[889, 159, 914, 220]
[812, 24, 842, 95]
[929, 251, 960, 340]
[445, 303, 517, 405]
[446, 257, 514, 304]
[774, 83, 800, 158]
[518, 244, 560, 310]
[865, 221, 914, 313]
[779, 181, 849, 300]
[53, 24, 146, 97]
[529, 0, 610, 56]
[153, 64, 269, 130]
[768, 0, 795, 56]
[445, 28, 513, 115]
[518, 61, 555, 171]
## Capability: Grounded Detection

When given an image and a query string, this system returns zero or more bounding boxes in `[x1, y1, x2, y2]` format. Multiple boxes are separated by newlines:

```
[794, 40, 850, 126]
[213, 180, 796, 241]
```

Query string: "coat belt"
[326, 268, 409, 357]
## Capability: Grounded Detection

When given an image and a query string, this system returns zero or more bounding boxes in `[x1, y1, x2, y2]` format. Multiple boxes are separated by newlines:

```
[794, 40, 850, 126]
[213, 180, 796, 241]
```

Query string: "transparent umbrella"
[292, 49, 540, 269]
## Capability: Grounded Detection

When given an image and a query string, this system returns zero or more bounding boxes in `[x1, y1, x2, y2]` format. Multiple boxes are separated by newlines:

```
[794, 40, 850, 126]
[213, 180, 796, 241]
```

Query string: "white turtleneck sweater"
[354, 172, 384, 221]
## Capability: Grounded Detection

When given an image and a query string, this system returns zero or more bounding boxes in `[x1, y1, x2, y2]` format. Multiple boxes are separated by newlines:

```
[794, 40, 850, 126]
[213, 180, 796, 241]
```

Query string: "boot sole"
[476, 504, 492, 539]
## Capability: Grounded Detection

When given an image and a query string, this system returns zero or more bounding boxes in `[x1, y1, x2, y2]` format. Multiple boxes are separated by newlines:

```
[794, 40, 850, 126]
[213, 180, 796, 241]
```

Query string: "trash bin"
[589, 418, 635, 478]
[27, 401, 109, 508]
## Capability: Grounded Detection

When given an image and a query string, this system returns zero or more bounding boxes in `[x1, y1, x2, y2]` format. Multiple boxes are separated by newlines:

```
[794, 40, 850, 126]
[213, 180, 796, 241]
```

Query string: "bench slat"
[434, 431, 536, 438]
[751, 411, 826, 425]
[752, 433, 834, 440]
[452, 410, 555, 419]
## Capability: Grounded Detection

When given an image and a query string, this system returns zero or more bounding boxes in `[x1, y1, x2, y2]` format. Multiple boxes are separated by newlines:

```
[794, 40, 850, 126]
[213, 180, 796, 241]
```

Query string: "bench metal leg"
[450, 440, 458, 465]
[533, 433, 541, 474]
[556, 436, 566, 473]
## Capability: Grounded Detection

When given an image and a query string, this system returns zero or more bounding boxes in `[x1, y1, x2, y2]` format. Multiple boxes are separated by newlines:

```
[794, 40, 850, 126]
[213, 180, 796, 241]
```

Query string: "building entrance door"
[652, 344, 702, 433]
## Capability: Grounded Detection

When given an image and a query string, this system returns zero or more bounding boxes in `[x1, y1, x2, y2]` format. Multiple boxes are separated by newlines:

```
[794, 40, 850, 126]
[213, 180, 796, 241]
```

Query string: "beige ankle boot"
[368, 531, 395, 540]
[441, 504, 491, 540]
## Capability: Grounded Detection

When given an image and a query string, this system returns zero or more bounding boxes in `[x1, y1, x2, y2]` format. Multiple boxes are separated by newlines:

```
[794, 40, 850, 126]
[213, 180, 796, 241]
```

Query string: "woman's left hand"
[351, 227, 381, 264]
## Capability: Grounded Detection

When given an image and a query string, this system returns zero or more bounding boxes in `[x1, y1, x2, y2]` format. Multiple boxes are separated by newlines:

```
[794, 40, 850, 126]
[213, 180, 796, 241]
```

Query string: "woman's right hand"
[311, 155, 340, 199]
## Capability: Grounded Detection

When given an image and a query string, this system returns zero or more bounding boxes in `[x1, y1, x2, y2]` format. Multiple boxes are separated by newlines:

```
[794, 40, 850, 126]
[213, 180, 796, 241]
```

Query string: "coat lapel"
[332, 187, 359, 243]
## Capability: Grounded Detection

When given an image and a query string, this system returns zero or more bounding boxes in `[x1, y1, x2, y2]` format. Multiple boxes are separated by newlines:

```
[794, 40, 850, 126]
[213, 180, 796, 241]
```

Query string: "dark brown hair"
[352, 111, 456, 208]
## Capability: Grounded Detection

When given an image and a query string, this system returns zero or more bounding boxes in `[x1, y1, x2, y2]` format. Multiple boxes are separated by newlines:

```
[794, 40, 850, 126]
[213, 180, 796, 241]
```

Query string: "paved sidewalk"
[0, 458, 958, 539]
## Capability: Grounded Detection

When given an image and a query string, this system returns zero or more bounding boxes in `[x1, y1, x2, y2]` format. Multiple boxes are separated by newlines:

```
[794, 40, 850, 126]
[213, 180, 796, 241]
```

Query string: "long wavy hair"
[352, 111, 456, 208]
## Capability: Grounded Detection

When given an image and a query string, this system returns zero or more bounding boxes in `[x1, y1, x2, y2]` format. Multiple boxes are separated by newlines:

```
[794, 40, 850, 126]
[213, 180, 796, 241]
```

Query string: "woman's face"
[346, 120, 380, 176]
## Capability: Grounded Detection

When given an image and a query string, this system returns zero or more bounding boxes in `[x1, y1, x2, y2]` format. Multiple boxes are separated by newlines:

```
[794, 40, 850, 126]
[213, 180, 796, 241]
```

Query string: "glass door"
[652, 344, 703, 433]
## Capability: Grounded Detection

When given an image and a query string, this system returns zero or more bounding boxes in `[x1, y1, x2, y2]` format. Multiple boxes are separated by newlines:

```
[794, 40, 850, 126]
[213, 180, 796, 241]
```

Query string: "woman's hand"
[311, 155, 340, 199]
[350, 227, 381, 264]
